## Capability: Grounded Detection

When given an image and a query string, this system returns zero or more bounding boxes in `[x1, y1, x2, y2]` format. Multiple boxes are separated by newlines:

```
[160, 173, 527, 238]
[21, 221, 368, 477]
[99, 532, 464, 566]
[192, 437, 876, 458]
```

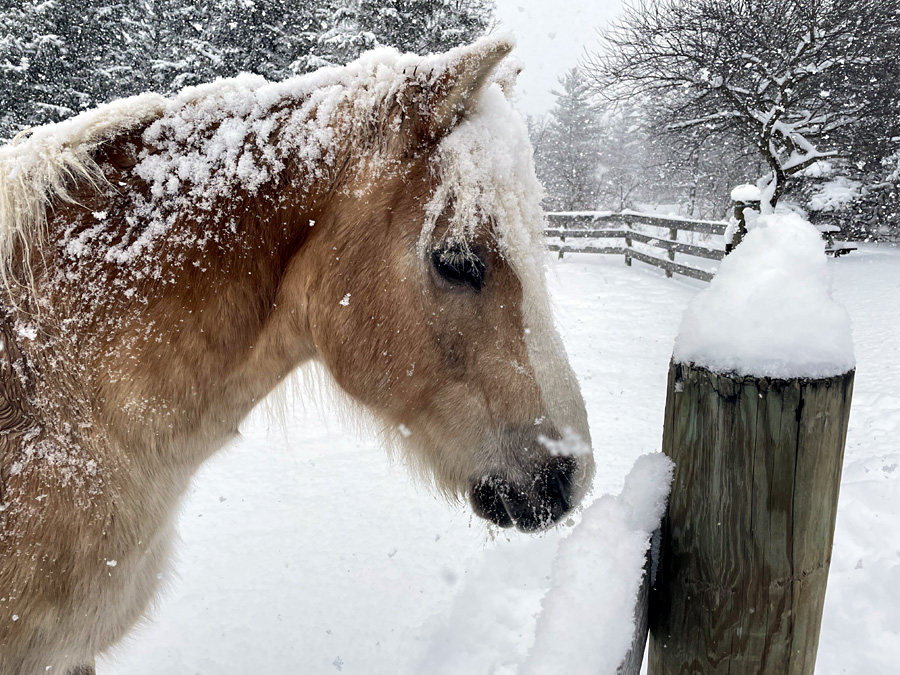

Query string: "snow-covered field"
[101, 245, 900, 675]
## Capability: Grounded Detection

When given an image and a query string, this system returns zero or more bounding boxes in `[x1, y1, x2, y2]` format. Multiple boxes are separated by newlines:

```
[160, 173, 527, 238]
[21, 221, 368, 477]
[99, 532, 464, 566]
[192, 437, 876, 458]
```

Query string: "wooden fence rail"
[544, 212, 728, 283]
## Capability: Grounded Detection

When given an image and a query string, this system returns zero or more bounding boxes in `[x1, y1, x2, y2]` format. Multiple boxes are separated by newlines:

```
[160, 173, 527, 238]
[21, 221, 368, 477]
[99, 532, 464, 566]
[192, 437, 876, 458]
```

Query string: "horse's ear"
[492, 57, 524, 100]
[396, 38, 514, 152]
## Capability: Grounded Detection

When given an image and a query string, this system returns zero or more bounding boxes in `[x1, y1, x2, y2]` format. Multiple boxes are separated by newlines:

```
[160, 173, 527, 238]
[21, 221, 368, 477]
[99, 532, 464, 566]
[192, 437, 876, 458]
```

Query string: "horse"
[0, 37, 594, 674]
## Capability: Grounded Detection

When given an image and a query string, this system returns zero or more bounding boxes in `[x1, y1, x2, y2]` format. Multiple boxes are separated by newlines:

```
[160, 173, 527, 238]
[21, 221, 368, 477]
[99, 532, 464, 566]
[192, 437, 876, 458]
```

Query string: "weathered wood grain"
[648, 361, 854, 675]
[618, 550, 653, 675]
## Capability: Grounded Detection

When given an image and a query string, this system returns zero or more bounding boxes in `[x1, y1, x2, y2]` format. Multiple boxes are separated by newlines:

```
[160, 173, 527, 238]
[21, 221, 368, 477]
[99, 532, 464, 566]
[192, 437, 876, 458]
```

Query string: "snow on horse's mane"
[0, 35, 585, 466]
[0, 36, 540, 286]
[0, 92, 167, 286]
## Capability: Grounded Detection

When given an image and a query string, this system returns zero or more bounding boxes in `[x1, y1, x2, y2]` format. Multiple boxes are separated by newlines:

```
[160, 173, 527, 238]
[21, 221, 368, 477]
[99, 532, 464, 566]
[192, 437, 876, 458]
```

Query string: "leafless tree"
[585, 0, 900, 209]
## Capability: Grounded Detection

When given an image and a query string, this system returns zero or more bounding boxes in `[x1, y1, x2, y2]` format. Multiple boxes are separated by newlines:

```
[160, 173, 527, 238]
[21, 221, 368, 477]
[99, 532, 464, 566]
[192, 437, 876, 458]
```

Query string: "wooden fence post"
[664, 226, 677, 277]
[668, 226, 678, 263]
[558, 220, 567, 259]
[625, 218, 633, 267]
[648, 361, 854, 675]
[728, 200, 758, 254]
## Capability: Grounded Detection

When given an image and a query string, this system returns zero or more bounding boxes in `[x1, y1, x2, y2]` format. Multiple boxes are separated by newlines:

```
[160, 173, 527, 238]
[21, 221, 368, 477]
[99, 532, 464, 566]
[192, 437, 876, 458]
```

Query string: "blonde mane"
[0, 94, 168, 288]
[0, 38, 517, 293]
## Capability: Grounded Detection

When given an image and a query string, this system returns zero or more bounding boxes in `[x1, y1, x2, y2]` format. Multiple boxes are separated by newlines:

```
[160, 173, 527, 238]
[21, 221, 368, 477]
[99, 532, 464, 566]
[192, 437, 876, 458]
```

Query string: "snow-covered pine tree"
[0, 0, 495, 140]
[0, 4, 39, 136]
[201, 0, 333, 82]
[314, 0, 494, 68]
[1, 0, 140, 135]
[358, 0, 494, 56]
[595, 102, 648, 212]
[533, 68, 603, 213]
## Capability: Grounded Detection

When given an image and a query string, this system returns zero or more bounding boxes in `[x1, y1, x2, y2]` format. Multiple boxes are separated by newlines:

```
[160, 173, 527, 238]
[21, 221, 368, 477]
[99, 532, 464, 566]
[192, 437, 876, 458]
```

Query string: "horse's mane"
[0, 40, 515, 288]
[0, 94, 168, 287]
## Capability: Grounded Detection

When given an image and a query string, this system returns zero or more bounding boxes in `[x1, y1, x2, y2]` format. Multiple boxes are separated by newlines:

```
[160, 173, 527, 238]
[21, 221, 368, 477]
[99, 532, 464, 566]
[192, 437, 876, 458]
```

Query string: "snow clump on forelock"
[674, 212, 854, 378]
[420, 80, 546, 260]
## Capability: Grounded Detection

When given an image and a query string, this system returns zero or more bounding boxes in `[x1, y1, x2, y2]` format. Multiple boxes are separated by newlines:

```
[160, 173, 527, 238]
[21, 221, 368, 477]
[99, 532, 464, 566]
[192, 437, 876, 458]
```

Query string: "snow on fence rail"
[544, 211, 728, 282]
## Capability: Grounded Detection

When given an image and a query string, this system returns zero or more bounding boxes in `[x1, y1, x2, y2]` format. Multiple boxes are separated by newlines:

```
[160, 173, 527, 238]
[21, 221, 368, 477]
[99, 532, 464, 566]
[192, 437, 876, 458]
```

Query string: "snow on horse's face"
[297, 43, 595, 531]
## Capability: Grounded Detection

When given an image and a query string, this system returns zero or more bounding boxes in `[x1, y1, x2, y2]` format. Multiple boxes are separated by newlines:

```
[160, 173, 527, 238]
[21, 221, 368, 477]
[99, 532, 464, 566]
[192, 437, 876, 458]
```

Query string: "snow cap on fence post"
[673, 211, 854, 378]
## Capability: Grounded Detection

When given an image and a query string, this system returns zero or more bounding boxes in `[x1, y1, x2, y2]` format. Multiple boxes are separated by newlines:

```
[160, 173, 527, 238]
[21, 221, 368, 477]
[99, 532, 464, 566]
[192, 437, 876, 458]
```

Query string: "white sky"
[493, 0, 625, 118]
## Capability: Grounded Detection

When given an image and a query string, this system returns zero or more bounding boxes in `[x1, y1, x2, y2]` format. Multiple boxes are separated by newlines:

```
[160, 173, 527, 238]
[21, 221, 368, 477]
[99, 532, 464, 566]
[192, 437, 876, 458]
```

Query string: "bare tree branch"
[583, 0, 900, 209]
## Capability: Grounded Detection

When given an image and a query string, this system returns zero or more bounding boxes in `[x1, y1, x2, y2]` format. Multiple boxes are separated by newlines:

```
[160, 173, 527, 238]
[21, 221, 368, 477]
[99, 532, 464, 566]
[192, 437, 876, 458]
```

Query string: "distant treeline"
[532, 0, 900, 241]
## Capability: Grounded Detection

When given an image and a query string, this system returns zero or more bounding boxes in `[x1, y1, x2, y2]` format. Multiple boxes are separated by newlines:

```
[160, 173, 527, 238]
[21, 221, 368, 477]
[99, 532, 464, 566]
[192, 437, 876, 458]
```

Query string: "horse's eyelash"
[431, 246, 486, 292]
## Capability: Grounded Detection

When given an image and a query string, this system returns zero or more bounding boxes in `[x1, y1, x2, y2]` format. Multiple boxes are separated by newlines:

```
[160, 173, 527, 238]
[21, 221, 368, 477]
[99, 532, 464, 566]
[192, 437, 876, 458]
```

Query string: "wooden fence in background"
[544, 211, 728, 282]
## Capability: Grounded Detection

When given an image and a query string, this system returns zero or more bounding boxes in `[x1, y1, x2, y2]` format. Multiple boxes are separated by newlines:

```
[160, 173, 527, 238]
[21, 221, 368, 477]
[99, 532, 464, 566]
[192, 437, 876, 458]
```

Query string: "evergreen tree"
[355, 0, 494, 56]
[202, 0, 336, 82]
[312, 0, 495, 70]
[0, 0, 495, 140]
[533, 69, 602, 212]
[595, 102, 648, 212]
[1, 0, 139, 132]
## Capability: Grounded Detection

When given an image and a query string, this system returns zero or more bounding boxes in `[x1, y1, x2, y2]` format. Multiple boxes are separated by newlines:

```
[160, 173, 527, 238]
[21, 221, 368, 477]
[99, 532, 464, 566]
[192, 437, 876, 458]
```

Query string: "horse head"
[289, 39, 595, 531]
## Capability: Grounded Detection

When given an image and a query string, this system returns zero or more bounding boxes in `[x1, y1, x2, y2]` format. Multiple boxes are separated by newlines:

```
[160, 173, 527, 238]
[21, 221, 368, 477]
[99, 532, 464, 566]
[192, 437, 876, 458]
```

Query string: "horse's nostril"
[470, 477, 515, 529]
[469, 457, 579, 532]
[545, 455, 577, 514]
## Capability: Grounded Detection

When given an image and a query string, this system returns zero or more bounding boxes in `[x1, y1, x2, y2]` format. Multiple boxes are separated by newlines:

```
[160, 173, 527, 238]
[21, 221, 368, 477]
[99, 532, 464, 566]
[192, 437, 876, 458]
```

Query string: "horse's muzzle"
[469, 456, 577, 532]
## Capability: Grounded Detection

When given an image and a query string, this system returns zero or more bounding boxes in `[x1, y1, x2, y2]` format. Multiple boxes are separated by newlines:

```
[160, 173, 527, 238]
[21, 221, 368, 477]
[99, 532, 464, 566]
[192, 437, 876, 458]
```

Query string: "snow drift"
[418, 453, 674, 675]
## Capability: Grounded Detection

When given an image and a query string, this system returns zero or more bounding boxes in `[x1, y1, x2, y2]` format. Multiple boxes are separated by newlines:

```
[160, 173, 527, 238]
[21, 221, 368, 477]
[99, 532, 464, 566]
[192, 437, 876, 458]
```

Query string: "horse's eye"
[431, 245, 486, 293]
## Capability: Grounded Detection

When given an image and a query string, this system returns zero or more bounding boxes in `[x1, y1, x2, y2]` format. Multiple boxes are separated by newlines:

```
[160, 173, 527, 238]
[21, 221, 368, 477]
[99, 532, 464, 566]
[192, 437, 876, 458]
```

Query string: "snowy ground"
[101, 245, 900, 675]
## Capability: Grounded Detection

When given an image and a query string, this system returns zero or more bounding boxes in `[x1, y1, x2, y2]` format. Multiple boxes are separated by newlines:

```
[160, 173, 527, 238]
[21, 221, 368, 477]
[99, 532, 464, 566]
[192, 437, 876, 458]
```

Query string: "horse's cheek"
[307, 287, 408, 413]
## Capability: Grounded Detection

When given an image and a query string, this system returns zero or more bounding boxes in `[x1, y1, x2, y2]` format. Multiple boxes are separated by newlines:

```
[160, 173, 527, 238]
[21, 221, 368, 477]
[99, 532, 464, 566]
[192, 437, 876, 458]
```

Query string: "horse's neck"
[24, 155, 325, 482]
[109, 201, 320, 464]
